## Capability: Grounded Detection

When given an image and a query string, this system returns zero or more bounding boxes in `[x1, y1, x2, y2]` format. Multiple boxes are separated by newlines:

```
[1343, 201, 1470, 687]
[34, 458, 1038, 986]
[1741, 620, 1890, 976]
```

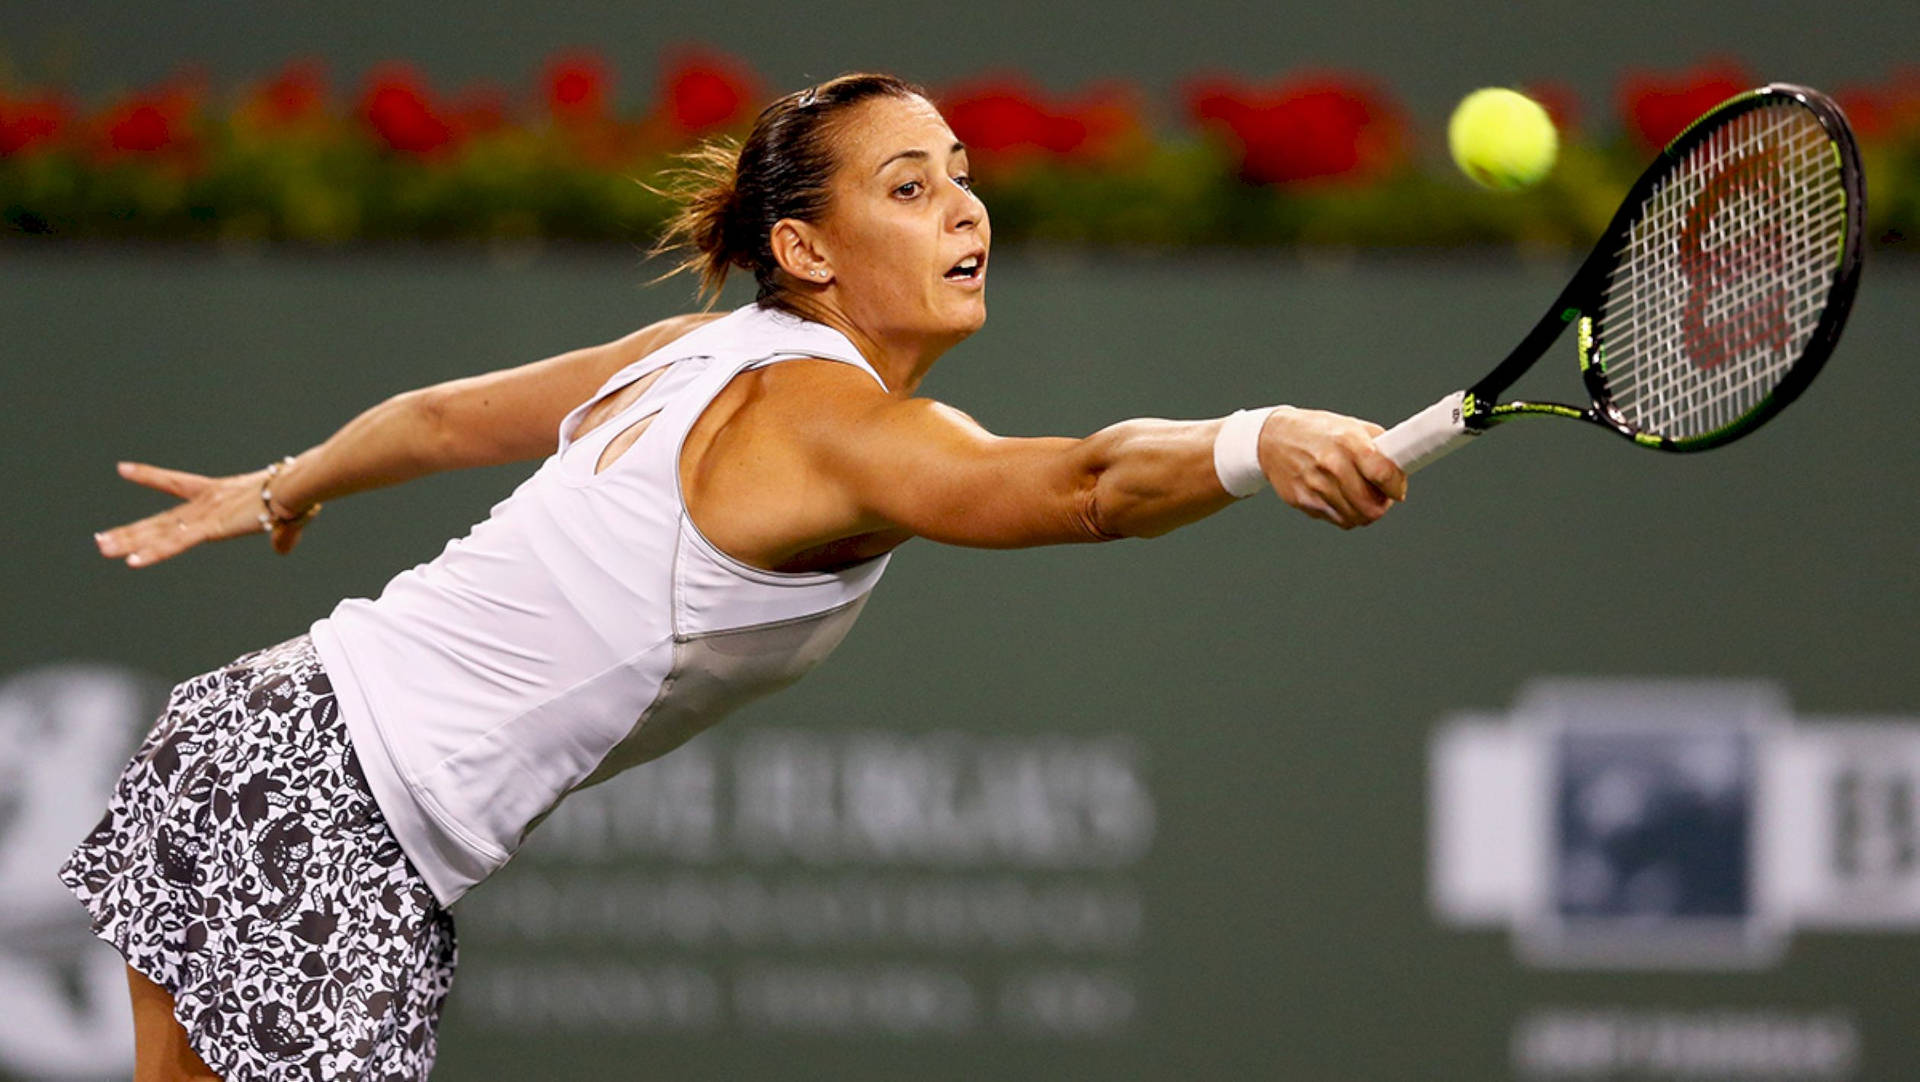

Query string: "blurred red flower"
[940, 77, 1142, 166]
[1618, 60, 1751, 150]
[110, 104, 174, 151]
[660, 48, 758, 137]
[1836, 69, 1920, 142]
[249, 60, 328, 128]
[1186, 72, 1405, 186]
[0, 93, 71, 155]
[1068, 84, 1145, 155]
[545, 51, 611, 124]
[100, 87, 198, 155]
[361, 65, 456, 155]
[944, 79, 1085, 155]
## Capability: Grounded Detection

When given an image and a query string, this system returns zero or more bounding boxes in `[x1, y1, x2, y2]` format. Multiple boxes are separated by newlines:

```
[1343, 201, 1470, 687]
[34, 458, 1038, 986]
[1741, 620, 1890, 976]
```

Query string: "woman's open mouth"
[943, 253, 985, 282]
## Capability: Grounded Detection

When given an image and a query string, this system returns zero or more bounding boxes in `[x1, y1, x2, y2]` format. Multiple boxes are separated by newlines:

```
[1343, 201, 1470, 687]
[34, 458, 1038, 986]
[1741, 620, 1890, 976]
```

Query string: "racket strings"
[1597, 102, 1846, 442]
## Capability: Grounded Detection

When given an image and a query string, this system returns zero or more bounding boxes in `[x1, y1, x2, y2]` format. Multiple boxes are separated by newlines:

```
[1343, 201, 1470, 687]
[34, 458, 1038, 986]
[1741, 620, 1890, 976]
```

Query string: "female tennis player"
[66, 73, 1405, 1082]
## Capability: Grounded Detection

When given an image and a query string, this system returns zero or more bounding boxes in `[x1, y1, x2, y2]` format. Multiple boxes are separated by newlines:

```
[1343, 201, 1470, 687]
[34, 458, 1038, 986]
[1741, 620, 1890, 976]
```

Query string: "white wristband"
[1213, 407, 1280, 498]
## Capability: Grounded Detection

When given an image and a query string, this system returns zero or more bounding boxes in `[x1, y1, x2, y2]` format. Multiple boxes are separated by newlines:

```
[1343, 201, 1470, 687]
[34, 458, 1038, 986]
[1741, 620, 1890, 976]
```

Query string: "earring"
[812, 270, 826, 278]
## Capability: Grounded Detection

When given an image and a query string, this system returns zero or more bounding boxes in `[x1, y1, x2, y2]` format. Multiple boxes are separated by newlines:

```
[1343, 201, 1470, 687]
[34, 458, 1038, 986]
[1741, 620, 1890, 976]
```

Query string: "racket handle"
[1375, 391, 1480, 474]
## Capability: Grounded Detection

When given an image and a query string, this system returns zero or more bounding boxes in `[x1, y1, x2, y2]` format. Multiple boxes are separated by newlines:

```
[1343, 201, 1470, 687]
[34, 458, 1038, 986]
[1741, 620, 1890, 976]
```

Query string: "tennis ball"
[1448, 88, 1558, 191]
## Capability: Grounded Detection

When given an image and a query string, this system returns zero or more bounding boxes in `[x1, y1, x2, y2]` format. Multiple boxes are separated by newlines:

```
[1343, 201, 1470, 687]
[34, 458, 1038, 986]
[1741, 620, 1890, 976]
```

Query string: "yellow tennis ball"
[1448, 88, 1558, 191]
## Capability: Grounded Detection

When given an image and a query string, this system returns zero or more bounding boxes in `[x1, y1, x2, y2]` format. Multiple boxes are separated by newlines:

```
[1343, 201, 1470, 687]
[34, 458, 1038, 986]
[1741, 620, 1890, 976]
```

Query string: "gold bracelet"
[258, 456, 322, 534]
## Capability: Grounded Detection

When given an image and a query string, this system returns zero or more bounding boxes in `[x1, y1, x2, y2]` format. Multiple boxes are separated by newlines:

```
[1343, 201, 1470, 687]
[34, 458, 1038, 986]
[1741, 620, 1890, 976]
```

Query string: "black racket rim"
[1584, 83, 1867, 453]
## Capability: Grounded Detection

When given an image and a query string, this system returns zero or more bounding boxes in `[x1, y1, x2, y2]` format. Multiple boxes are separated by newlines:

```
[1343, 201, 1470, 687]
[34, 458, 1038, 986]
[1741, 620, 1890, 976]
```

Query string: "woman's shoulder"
[611, 310, 731, 362]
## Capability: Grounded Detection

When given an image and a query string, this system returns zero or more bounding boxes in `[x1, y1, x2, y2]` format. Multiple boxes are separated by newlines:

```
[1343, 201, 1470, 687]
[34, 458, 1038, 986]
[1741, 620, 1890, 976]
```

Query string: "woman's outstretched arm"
[95, 312, 722, 567]
[822, 396, 1407, 543]
[704, 359, 1407, 569]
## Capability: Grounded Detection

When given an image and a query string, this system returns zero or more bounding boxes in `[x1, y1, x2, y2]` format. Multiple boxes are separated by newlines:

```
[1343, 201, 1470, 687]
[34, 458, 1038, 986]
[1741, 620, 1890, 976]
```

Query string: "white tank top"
[310, 304, 891, 905]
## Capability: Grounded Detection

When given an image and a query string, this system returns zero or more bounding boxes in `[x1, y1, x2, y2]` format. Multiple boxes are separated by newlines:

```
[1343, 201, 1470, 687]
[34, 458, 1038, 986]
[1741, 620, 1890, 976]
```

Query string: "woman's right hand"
[1257, 406, 1408, 529]
[95, 462, 309, 567]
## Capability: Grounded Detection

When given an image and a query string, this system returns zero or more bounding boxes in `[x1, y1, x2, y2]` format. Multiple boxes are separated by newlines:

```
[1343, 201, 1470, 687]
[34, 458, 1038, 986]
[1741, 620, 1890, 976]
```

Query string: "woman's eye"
[893, 180, 923, 198]
[952, 174, 974, 191]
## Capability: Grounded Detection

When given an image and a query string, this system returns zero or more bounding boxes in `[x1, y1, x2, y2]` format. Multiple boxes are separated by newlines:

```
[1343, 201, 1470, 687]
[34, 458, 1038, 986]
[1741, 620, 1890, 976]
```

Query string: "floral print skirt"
[59, 636, 457, 1081]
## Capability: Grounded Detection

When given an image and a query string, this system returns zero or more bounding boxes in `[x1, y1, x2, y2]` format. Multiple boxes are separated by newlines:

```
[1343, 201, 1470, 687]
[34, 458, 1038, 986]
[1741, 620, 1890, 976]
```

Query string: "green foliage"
[4, 103, 1914, 252]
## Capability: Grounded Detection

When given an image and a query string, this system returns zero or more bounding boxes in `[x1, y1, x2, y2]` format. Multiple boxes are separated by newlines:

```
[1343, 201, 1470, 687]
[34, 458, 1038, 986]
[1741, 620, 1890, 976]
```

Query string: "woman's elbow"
[409, 382, 552, 467]
[396, 386, 471, 468]
[1074, 472, 1133, 543]
[1071, 422, 1164, 542]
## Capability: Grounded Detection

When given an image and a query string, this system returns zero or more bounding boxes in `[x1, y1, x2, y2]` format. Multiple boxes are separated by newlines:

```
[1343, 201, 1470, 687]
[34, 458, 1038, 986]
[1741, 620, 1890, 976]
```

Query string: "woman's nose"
[948, 183, 983, 231]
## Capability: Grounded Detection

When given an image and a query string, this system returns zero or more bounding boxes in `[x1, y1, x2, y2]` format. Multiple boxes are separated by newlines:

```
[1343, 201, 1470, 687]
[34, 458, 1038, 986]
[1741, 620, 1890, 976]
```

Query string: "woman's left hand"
[94, 461, 306, 567]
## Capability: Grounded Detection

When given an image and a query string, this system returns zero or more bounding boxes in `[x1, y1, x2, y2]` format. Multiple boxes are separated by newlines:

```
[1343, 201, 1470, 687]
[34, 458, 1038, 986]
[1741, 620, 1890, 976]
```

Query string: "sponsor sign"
[456, 727, 1156, 1039]
[1432, 678, 1920, 969]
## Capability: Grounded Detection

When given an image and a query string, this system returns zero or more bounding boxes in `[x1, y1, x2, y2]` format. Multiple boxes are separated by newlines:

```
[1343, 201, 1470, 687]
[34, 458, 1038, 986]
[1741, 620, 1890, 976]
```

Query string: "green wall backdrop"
[2, 247, 1915, 1079]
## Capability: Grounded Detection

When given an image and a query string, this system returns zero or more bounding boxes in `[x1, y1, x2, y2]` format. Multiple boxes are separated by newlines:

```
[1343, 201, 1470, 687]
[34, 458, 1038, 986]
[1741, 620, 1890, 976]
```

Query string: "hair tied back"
[651, 72, 926, 309]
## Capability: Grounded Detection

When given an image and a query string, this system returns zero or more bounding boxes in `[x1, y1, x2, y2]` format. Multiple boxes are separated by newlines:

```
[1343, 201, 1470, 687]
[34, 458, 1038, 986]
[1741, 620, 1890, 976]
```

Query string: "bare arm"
[96, 312, 722, 567]
[268, 312, 722, 509]
[778, 363, 1407, 551]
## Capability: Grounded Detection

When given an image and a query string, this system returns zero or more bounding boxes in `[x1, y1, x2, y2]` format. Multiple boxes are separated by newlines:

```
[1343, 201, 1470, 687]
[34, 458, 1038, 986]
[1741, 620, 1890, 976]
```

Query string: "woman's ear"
[770, 219, 833, 285]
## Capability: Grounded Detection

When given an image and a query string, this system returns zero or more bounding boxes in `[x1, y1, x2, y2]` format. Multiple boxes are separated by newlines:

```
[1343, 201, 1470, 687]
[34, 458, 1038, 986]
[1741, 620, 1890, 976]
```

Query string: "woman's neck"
[774, 295, 953, 397]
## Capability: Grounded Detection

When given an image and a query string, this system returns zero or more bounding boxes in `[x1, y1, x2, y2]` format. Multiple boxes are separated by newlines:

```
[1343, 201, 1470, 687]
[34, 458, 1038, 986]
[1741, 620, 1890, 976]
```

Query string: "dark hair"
[653, 72, 928, 310]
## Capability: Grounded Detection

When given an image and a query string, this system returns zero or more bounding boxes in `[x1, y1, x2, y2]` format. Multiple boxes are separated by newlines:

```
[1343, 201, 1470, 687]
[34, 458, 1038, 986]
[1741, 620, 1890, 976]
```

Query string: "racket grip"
[1374, 391, 1480, 474]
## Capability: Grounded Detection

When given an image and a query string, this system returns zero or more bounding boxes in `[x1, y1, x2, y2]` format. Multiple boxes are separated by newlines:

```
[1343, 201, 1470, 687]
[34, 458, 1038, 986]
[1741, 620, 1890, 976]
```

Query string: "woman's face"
[812, 94, 990, 350]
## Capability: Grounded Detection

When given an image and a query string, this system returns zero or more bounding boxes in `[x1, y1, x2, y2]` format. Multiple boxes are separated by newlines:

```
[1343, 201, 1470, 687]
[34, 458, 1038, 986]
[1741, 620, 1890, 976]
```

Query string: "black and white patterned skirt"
[59, 636, 457, 1081]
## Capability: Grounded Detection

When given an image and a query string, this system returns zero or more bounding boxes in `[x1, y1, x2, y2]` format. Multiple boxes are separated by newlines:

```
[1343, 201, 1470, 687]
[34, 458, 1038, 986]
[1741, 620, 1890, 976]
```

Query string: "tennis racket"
[1375, 83, 1865, 474]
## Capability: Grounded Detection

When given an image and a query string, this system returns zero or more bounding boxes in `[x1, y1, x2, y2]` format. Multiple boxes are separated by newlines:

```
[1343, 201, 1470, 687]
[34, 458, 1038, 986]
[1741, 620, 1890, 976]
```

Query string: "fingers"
[1288, 494, 1341, 527]
[1317, 447, 1388, 528]
[1292, 430, 1396, 529]
[270, 521, 304, 556]
[117, 461, 210, 499]
[1263, 408, 1406, 530]
[1278, 463, 1373, 529]
[94, 517, 143, 564]
[1358, 444, 1408, 503]
[95, 509, 203, 567]
[95, 466, 273, 568]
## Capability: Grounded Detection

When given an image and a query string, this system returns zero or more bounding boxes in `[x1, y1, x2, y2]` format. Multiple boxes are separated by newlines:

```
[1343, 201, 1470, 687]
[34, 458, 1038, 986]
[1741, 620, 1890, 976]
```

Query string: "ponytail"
[649, 73, 927, 310]
[652, 137, 746, 302]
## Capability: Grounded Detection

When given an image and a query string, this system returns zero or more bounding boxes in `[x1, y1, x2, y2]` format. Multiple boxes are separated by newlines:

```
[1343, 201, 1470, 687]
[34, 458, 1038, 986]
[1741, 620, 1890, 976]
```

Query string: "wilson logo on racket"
[1677, 149, 1791, 372]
